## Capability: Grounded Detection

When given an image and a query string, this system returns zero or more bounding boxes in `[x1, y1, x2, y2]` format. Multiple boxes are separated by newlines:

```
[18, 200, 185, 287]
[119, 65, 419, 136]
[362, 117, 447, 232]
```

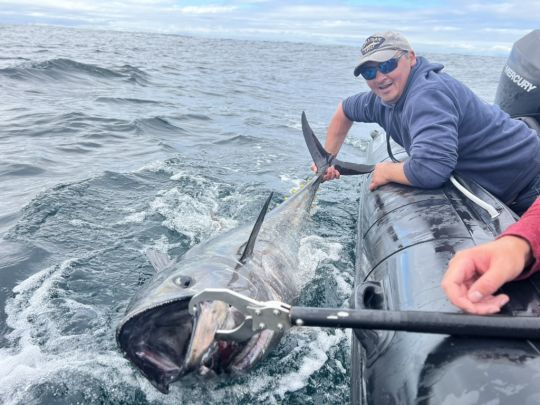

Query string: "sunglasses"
[358, 51, 408, 81]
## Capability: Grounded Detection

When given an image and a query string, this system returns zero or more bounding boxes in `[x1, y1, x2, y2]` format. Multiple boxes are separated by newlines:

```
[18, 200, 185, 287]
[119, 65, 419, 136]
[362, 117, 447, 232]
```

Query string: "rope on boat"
[450, 175, 500, 219]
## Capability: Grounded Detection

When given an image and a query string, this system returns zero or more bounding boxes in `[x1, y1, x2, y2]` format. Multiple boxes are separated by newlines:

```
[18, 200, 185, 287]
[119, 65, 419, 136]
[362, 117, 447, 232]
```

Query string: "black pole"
[289, 307, 540, 339]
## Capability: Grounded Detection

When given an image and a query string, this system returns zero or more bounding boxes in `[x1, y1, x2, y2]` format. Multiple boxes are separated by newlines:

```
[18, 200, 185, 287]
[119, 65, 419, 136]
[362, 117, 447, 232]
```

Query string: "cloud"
[0, 0, 537, 55]
[175, 6, 238, 14]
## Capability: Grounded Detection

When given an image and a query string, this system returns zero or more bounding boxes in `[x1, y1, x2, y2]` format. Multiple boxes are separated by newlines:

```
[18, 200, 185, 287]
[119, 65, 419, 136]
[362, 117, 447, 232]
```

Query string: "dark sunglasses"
[358, 51, 408, 81]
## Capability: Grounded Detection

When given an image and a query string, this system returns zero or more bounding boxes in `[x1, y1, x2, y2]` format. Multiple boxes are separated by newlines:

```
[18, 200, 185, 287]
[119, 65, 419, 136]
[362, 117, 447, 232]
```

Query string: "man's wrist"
[499, 235, 534, 269]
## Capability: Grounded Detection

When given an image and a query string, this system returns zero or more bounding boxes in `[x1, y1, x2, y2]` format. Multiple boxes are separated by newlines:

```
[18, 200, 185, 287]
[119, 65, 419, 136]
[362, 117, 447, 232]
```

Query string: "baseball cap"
[353, 31, 412, 77]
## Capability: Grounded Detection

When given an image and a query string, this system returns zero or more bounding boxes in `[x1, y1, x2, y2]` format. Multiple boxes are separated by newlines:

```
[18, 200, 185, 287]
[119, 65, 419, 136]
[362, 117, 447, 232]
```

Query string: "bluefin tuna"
[116, 173, 321, 393]
[115, 112, 374, 393]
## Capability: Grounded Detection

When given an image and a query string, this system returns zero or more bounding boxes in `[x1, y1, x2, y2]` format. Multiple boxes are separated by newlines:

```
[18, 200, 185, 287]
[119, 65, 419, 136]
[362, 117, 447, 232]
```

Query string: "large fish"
[116, 113, 373, 393]
[117, 177, 320, 393]
[116, 169, 321, 394]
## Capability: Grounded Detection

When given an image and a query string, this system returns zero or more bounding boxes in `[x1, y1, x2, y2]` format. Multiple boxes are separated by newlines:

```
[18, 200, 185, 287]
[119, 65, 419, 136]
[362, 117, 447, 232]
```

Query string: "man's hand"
[369, 162, 392, 191]
[311, 163, 341, 181]
[369, 162, 411, 191]
[441, 236, 532, 315]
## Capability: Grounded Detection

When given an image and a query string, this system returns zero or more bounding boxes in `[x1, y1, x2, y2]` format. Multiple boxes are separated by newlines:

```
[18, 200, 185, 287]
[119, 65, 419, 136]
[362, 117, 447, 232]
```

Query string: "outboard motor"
[494, 29, 540, 132]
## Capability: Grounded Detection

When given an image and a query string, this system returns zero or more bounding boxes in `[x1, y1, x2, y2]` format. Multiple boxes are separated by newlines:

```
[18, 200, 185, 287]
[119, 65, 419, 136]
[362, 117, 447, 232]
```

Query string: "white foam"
[296, 234, 343, 289]
[149, 186, 237, 240]
[137, 159, 174, 174]
[279, 174, 307, 189]
[116, 210, 147, 224]
[69, 218, 86, 227]
[247, 328, 348, 402]
[0, 255, 163, 404]
[279, 329, 347, 393]
[170, 170, 208, 186]
[344, 135, 369, 151]
[148, 234, 174, 253]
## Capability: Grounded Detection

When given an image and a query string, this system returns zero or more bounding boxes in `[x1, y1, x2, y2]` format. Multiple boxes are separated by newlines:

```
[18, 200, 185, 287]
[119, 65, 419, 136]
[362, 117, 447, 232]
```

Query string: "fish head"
[116, 260, 278, 393]
[116, 298, 193, 393]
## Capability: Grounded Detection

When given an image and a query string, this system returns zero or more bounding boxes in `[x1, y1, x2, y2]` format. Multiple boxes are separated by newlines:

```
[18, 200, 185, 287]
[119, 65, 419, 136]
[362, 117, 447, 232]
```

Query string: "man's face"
[364, 51, 417, 104]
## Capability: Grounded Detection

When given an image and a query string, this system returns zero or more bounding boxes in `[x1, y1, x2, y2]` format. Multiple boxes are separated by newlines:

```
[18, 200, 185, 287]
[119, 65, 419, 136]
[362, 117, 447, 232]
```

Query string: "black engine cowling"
[494, 29, 540, 131]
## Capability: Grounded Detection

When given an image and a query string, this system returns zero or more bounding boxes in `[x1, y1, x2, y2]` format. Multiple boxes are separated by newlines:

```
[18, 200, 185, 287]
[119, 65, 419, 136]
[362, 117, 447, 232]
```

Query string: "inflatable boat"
[350, 30, 540, 404]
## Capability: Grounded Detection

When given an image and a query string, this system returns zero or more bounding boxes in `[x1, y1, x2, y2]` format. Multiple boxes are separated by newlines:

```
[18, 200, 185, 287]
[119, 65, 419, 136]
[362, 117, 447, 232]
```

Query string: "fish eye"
[174, 276, 193, 288]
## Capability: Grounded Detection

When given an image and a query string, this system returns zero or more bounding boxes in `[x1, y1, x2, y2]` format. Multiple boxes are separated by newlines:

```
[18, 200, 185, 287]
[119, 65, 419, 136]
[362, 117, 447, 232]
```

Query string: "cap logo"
[362, 36, 385, 55]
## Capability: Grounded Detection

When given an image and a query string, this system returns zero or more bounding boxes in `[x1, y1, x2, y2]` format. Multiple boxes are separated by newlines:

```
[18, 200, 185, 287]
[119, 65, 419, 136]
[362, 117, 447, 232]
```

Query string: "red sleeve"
[498, 197, 540, 278]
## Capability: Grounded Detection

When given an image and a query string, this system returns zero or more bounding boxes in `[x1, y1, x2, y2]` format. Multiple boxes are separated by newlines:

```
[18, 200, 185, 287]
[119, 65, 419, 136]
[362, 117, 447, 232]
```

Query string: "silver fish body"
[116, 175, 321, 393]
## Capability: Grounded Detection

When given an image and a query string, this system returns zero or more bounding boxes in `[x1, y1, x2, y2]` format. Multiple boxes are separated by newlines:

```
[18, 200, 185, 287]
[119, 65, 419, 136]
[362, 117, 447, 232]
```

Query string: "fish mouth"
[117, 299, 193, 393]
[117, 298, 278, 393]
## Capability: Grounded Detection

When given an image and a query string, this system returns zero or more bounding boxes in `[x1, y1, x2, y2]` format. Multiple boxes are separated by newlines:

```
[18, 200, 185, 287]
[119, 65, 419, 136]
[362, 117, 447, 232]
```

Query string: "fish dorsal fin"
[239, 192, 273, 264]
[145, 249, 174, 272]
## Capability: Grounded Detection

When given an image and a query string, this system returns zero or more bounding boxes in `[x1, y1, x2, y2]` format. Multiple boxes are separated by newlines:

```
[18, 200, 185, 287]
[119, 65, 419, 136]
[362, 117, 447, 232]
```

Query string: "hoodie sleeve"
[342, 92, 381, 123]
[402, 89, 460, 188]
[500, 197, 540, 279]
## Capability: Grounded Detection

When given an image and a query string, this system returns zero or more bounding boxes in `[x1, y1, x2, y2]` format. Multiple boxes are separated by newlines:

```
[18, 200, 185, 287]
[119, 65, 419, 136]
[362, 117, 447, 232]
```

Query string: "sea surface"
[0, 25, 506, 404]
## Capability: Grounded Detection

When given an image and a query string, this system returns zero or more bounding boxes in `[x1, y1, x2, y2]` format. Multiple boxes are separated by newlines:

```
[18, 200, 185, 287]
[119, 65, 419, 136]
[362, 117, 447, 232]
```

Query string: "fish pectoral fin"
[239, 192, 273, 264]
[145, 248, 174, 272]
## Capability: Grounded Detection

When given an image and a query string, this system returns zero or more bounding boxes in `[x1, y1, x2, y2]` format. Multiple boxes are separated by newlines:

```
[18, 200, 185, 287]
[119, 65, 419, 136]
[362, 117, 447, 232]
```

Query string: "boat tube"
[351, 30, 540, 404]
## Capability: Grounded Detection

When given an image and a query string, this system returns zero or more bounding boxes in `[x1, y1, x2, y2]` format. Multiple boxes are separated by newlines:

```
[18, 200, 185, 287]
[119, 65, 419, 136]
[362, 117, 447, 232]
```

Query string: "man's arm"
[325, 102, 353, 155]
[403, 90, 460, 188]
[316, 102, 353, 181]
[500, 197, 540, 277]
[322, 103, 413, 188]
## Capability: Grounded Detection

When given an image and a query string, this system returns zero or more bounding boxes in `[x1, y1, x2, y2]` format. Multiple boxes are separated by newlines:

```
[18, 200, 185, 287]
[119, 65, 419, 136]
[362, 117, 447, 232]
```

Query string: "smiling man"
[319, 31, 540, 215]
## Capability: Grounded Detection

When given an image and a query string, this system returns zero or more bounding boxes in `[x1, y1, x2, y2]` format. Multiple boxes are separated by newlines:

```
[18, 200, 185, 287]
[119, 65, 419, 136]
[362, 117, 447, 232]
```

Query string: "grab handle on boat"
[357, 281, 386, 310]
[190, 288, 540, 341]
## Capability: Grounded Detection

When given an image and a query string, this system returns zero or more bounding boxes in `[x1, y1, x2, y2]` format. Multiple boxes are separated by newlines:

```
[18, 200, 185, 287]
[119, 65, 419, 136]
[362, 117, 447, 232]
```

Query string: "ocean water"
[0, 25, 506, 404]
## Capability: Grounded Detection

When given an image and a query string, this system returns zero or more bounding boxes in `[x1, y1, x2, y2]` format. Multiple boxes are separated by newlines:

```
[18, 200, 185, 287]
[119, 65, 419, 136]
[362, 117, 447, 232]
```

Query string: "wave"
[0, 58, 150, 86]
[133, 116, 188, 135]
[117, 64, 150, 86]
[12, 111, 127, 139]
[0, 58, 121, 80]
[55, 141, 103, 154]
[212, 134, 258, 145]
[0, 163, 46, 177]
[174, 113, 211, 121]
[6, 110, 190, 140]
[95, 96, 161, 105]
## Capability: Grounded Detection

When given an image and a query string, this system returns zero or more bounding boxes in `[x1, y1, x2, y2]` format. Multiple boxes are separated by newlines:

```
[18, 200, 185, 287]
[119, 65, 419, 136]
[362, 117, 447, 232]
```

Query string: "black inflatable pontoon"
[351, 30, 540, 404]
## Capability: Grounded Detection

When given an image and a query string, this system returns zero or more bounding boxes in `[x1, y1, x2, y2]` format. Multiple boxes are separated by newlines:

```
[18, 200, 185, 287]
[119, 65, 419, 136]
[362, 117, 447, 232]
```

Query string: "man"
[320, 31, 540, 215]
[442, 197, 540, 315]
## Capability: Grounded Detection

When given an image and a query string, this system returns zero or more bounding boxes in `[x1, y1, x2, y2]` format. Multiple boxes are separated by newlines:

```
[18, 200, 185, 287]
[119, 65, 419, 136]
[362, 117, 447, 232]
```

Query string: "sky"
[0, 0, 538, 56]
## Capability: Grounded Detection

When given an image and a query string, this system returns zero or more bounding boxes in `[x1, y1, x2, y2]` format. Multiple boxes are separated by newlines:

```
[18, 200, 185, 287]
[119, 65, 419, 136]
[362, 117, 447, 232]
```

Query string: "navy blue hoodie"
[342, 56, 540, 204]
